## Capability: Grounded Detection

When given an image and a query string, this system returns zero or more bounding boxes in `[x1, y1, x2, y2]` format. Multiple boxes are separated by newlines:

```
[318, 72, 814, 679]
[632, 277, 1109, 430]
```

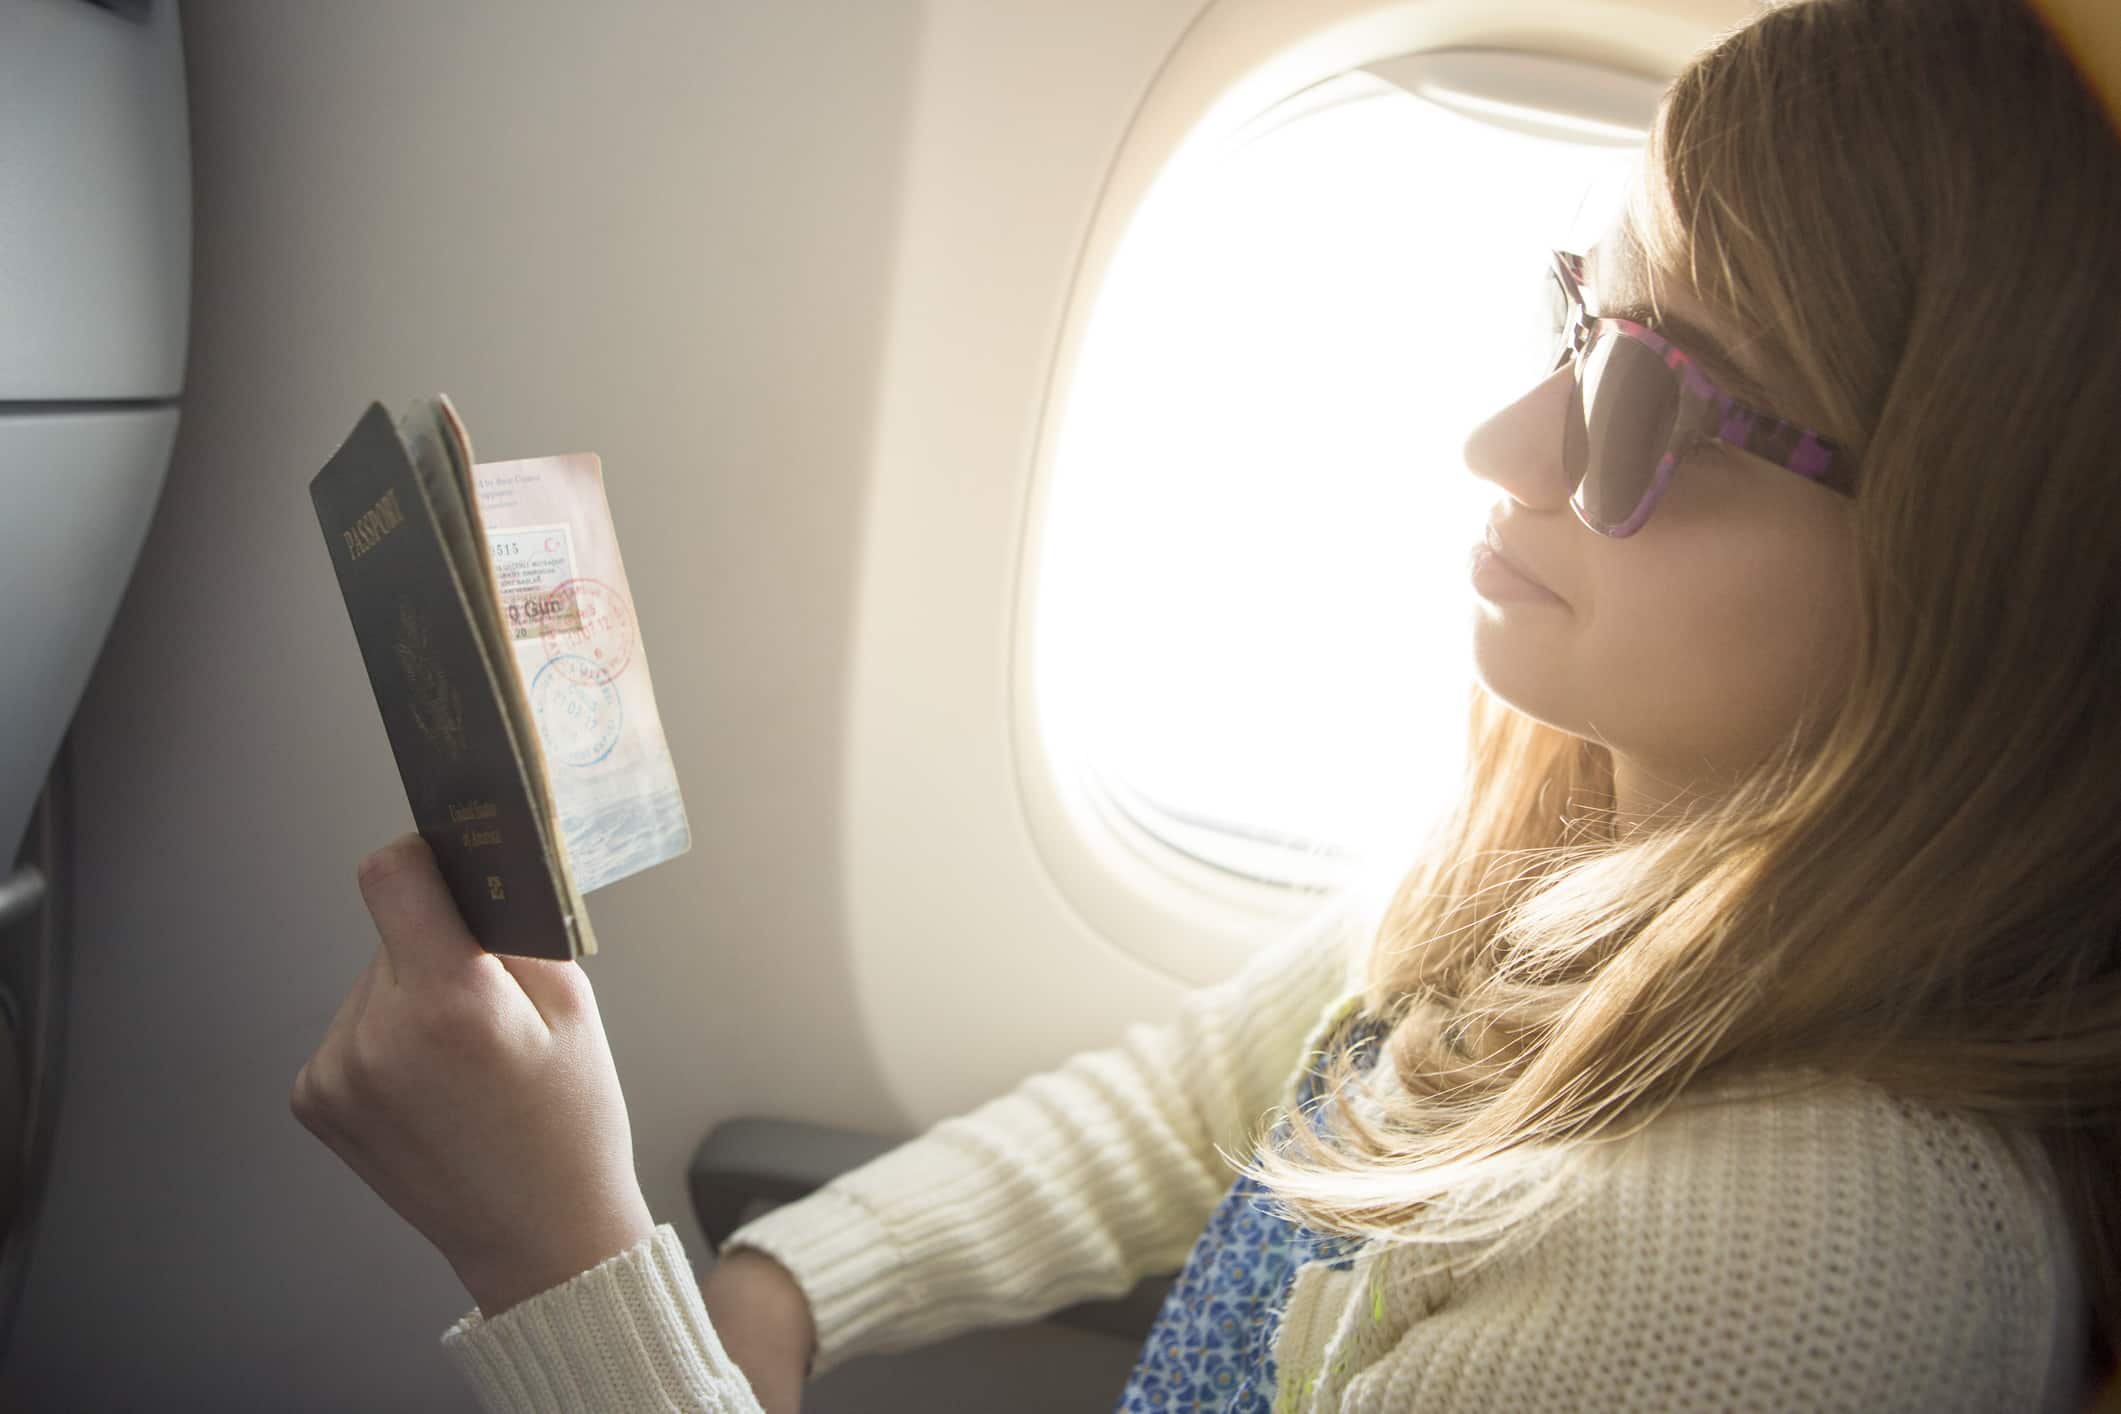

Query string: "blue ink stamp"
[531, 655, 623, 768]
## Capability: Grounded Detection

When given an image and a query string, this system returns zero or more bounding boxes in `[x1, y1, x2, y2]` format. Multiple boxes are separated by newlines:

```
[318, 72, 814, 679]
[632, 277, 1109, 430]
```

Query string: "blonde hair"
[1240, 0, 2121, 1372]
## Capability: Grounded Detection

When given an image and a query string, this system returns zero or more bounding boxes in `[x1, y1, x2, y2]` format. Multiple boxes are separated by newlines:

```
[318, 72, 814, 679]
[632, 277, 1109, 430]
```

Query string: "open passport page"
[308, 395, 691, 960]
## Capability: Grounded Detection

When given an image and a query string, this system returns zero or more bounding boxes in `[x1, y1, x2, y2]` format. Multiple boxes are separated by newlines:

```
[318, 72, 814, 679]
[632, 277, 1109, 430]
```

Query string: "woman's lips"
[1472, 526, 1563, 602]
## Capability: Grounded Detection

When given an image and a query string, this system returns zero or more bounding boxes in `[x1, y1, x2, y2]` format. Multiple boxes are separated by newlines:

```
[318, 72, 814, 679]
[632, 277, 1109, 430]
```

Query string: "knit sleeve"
[720, 902, 1364, 1377]
[1337, 1080, 2082, 1413]
[439, 1223, 764, 1414]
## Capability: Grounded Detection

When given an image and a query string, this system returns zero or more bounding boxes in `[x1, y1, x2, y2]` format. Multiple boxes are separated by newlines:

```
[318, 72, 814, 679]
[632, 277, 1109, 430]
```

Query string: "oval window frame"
[1008, 0, 1746, 986]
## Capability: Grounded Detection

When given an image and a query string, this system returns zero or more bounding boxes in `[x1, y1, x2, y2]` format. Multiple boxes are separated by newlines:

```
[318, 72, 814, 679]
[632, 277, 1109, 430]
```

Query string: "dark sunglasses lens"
[1568, 330, 1680, 532]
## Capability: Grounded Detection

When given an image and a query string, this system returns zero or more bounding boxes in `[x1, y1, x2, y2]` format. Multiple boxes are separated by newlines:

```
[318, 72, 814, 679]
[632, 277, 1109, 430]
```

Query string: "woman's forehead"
[1586, 221, 1778, 409]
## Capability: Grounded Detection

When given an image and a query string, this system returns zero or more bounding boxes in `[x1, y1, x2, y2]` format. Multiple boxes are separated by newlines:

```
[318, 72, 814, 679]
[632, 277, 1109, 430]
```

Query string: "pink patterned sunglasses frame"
[1550, 249, 1856, 538]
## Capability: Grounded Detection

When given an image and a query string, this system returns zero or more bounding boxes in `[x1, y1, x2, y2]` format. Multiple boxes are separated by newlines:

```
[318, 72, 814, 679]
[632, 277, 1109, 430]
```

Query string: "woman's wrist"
[703, 1246, 820, 1377]
[459, 1196, 659, 1319]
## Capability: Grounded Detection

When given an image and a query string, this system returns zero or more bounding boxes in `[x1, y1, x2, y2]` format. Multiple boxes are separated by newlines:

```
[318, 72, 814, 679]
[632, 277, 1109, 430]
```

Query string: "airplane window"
[1033, 69, 1639, 889]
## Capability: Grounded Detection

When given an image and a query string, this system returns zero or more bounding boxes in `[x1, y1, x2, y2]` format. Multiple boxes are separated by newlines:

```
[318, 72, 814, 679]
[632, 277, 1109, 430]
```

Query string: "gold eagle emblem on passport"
[394, 596, 466, 759]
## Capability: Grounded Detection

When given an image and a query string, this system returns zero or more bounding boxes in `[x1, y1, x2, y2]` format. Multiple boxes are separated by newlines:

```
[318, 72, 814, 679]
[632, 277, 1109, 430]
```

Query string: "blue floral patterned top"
[1115, 1004, 1393, 1414]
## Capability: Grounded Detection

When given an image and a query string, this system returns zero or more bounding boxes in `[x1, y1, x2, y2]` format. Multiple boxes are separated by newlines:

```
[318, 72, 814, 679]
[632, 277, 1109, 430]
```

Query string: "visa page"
[470, 454, 692, 894]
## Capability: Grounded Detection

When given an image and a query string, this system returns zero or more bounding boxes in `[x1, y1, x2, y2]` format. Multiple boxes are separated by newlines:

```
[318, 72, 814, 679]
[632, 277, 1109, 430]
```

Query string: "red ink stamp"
[537, 577, 635, 686]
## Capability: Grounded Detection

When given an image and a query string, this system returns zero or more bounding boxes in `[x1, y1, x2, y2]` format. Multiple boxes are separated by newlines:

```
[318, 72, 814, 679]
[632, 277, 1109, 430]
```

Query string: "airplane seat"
[0, 0, 190, 1368]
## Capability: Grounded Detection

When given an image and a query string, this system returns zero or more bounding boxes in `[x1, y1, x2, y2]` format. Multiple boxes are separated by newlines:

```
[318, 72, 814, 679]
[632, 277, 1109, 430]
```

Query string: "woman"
[294, 0, 2120, 1408]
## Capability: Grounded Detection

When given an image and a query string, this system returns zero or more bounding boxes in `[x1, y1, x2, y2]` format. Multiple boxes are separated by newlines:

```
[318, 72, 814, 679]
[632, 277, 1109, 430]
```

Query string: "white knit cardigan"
[440, 907, 2092, 1411]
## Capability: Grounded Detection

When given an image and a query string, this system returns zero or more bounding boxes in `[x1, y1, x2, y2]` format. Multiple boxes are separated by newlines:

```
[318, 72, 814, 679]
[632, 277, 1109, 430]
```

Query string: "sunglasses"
[1546, 250, 1856, 537]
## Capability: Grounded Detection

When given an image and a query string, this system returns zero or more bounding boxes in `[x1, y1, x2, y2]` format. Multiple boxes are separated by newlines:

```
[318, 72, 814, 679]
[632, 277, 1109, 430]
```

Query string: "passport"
[308, 397, 690, 959]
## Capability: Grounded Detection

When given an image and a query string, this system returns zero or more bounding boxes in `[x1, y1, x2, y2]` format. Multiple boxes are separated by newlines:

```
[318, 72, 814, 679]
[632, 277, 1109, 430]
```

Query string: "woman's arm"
[441, 1224, 767, 1412]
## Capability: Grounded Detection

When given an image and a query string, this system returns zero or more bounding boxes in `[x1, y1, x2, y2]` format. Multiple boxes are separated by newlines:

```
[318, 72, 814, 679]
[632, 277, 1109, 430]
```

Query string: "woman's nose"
[1462, 362, 1576, 510]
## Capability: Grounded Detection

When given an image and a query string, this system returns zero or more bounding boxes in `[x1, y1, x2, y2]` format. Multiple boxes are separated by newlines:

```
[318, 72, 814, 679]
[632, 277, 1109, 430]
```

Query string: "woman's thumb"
[356, 834, 483, 986]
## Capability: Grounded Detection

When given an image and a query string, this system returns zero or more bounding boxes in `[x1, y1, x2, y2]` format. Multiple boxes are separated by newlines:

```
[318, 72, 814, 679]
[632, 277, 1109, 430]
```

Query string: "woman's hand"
[292, 833, 656, 1317]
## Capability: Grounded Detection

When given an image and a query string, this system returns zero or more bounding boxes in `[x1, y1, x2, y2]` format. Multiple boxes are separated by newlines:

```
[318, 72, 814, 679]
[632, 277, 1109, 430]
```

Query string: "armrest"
[688, 1116, 1174, 1347]
[689, 1116, 903, 1251]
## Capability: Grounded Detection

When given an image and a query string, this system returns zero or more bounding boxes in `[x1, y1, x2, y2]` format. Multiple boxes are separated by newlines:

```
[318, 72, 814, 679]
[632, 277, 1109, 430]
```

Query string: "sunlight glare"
[1035, 80, 1638, 868]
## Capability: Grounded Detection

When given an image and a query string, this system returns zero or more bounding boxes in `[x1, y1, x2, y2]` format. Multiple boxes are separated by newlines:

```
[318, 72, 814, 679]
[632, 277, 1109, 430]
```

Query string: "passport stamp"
[538, 576, 634, 686]
[530, 655, 623, 768]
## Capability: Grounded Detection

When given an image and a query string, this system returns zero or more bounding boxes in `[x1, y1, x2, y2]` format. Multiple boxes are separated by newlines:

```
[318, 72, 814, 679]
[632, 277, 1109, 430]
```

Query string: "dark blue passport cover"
[309, 401, 591, 960]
